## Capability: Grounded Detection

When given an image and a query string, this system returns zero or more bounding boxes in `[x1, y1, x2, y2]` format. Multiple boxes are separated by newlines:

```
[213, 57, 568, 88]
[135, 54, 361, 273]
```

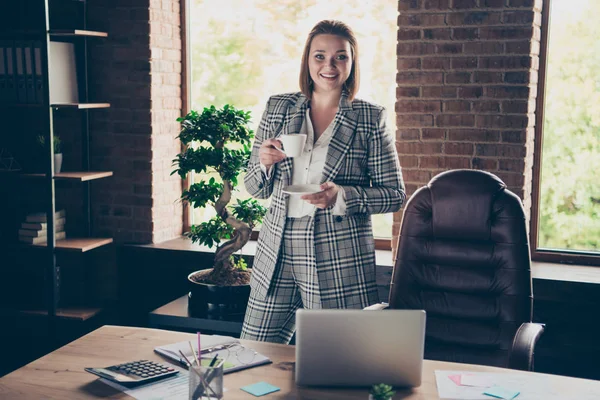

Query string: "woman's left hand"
[301, 182, 340, 209]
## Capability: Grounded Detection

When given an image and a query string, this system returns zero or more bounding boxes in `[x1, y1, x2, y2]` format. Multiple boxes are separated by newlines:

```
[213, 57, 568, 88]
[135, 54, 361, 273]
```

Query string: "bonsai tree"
[369, 383, 395, 400]
[172, 105, 267, 286]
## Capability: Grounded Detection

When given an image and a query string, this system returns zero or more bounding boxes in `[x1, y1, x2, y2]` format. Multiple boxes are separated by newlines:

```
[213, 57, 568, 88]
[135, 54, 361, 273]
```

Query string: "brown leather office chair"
[373, 169, 544, 371]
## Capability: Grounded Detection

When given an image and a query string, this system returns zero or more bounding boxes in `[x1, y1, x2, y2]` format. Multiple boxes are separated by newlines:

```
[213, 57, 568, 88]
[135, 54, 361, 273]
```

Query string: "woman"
[241, 20, 405, 344]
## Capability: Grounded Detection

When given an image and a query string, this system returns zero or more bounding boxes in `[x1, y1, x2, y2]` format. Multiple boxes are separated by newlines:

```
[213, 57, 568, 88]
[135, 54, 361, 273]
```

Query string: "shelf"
[51, 103, 111, 109]
[0, 306, 104, 322]
[22, 171, 113, 181]
[30, 237, 114, 252]
[49, 29, 108, 38]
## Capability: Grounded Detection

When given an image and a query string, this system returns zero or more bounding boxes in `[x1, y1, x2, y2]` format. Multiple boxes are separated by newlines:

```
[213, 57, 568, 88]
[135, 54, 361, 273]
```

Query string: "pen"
[200, 355, 221, 397]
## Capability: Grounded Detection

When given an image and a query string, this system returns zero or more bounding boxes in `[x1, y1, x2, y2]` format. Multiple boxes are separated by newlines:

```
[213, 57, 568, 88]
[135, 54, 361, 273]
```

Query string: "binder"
[15, 42, 27, 104]
[33, 41, 44, 104]
[48, 41, 78, 104]
[5, 43, 17, 103]
[24, 42, 36, 104]
[0, 44, 6, 104]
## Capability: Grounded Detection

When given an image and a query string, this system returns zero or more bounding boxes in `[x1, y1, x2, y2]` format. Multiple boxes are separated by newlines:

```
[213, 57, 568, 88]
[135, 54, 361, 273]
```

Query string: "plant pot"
[54, 153, 63, 174]
[187, 270, 251, 317]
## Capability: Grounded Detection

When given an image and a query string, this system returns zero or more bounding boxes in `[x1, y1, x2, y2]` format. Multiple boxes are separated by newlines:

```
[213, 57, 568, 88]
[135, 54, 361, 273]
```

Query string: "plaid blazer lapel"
[277, 95, 308, 187]
[321, 92, 358, 184]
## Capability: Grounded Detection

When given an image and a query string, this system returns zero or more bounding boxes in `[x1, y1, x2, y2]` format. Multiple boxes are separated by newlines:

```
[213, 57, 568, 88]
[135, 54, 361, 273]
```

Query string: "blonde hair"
[299, 20, 360, 100]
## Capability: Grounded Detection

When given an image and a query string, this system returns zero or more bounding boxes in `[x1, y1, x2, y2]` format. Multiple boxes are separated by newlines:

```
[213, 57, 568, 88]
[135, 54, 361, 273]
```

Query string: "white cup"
[278, 134, 307, 158]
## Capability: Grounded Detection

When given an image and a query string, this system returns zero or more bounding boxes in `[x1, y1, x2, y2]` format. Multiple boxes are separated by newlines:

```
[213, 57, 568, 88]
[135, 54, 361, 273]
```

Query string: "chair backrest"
[389, 169, 533, 367]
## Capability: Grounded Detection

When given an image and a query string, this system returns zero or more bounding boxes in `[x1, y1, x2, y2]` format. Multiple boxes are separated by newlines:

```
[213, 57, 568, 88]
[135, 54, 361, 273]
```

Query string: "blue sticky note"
[240, 382, 281, 397]
[483, 385, 520, 400]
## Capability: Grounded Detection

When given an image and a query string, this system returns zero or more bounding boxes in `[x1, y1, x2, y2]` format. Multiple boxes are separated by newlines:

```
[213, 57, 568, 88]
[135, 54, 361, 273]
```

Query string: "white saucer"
[282, 184, 322, 195]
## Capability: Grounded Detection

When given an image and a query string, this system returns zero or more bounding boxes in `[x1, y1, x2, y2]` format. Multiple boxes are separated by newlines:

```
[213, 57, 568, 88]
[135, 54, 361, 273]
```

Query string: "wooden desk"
[0, 325, 598, 399]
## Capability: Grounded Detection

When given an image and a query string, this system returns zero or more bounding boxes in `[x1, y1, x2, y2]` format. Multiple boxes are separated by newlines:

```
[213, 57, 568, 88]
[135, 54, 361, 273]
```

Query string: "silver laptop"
[295, 309, 426, 387]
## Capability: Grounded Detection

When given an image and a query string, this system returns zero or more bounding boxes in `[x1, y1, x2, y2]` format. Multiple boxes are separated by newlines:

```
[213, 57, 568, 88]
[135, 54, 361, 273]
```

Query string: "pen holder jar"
[189, 362, 224, 400]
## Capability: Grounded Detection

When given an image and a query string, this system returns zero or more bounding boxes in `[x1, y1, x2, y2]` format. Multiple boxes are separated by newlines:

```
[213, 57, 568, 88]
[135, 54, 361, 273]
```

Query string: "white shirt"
[261, 109, 346, 218]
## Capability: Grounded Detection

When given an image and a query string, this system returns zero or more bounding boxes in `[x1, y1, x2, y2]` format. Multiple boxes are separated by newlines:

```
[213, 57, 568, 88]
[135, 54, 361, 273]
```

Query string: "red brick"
[435, 43, 463, 54]
[504, 71, 530, 84]
[436, 114, 475, 127]
[396, 100, 442, 113]
[480, 56, 532, 69]
[396, 141, 443, 154]
[501, 130, 527, 144]
[422, 86, 457, 98]
[476, 115, 529, 129]
[396, 114, 435, 127]
[452, 28, 480, 40]
[403, 170, 433, 182]
[472, 157, 498, 170]
[453, 0, 478, 8]
[451, 57, 478, 69]
[397, 57, 423, 70]
[446, 72, 471, 84]
[509, 0, 534, 7]
[446, 12, 502, 26]
[424, 0, 449, 8]
[472, 101, 501, 113]
[503, 11, 535, 24]
[496, 172, 525, 187]
[502, 100, 529, 113]
[480, 27, 534, 40]
[397, 42, 436, 55]
[397, 71, 444, 84]
[483, 0, 504, 7]
[443, 100, 471, 112]
[499, 159, 526, 172]
[422, 57, 451, 70]
[445, 156, 472, 169]
[447, 129, 500, 142]
[475, 144, 526, 158]
[422, 128, 446, 140]
[474, 71, 502, 83]
[419, 155, 445, 168]
[398, 0, 422, 10]
[485, 86, 530, 99]
[398, 29, 421, 40]
[457, 86, 483, 98]
[463, 42, 504, 55]
[398, 13, 446, 27]
[424, 28, 452, 40]
[398, 129, 421, 140]
[399, 155, 419, 168]
[397, 87, 421, 98]
[445, 142, 474, 155]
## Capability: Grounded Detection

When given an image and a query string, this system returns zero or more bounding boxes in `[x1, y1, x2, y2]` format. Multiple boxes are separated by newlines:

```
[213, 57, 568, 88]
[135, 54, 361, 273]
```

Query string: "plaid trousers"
[240, 216, 322, 344]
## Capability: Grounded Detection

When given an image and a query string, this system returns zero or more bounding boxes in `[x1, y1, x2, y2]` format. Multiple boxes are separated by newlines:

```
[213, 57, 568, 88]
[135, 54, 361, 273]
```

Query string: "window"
[532, 0, 600, 264]
[185, 0, 398, 243]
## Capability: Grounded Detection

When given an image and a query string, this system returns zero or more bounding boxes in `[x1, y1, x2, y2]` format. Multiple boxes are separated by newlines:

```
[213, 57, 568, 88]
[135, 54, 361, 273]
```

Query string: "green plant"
[370, 383, 395, 400]
[37, 134, 61, 154]
[172, 105, 267, 285]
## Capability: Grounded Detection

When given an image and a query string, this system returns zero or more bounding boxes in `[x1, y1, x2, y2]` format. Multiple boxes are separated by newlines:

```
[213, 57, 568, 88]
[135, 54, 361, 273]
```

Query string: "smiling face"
[308, 34, 353, 95]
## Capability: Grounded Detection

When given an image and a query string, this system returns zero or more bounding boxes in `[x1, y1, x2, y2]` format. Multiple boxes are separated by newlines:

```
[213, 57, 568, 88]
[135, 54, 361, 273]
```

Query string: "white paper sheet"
[434, 370, 590, 400]
[100, 366, 190, 400]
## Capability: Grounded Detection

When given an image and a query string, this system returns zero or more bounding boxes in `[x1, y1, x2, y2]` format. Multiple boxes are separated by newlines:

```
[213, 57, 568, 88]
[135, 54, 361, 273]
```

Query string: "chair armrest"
[363, 302, 389, 311]
[509, 322, 545, 371]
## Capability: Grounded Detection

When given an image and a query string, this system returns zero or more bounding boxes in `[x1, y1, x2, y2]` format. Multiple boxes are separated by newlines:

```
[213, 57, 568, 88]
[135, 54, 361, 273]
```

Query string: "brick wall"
[393, 0, 543, 251]
[88, 0, 182, 244]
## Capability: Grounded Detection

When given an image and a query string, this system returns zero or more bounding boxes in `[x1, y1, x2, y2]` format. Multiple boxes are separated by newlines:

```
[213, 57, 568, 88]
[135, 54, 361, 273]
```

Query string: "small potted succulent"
[37, 134, 62, 174]
[369, 383, 395, 400]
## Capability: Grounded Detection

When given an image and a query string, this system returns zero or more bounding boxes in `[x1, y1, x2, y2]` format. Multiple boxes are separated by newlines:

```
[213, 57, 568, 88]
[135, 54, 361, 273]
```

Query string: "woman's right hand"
[259, 138, 287, 170]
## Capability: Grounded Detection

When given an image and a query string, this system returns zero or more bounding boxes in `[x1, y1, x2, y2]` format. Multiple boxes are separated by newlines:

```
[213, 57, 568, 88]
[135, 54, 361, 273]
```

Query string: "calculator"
[85, 359, 179, 386]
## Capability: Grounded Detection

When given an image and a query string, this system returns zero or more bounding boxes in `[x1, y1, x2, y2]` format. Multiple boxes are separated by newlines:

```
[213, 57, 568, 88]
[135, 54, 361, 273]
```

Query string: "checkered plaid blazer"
[244, 91, 406, 307]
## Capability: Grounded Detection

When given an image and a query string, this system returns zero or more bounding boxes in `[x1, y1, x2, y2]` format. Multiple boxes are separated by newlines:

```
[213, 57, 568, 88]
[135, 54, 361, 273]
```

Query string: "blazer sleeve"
[343, 108, 406, 215]
[244, 98, 278, 199]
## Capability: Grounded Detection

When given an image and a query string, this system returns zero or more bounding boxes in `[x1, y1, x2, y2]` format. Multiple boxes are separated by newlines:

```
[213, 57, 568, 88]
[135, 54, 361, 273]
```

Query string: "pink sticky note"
[460, 374, 494, 387]
[448, 374, 462, 385]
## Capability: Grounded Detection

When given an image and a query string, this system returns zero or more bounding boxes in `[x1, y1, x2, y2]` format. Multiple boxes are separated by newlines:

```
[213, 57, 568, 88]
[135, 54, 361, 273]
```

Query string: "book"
[21, 217, 66, 231]
[19, 231, 66, 244]
[25, 209, 66, 223]
[18, 225, 65, 237]
[154, 336, 271, 374]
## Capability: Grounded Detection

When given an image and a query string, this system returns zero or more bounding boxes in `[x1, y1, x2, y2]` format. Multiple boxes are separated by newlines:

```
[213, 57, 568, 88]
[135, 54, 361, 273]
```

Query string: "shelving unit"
[0, 1, 113, 326]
